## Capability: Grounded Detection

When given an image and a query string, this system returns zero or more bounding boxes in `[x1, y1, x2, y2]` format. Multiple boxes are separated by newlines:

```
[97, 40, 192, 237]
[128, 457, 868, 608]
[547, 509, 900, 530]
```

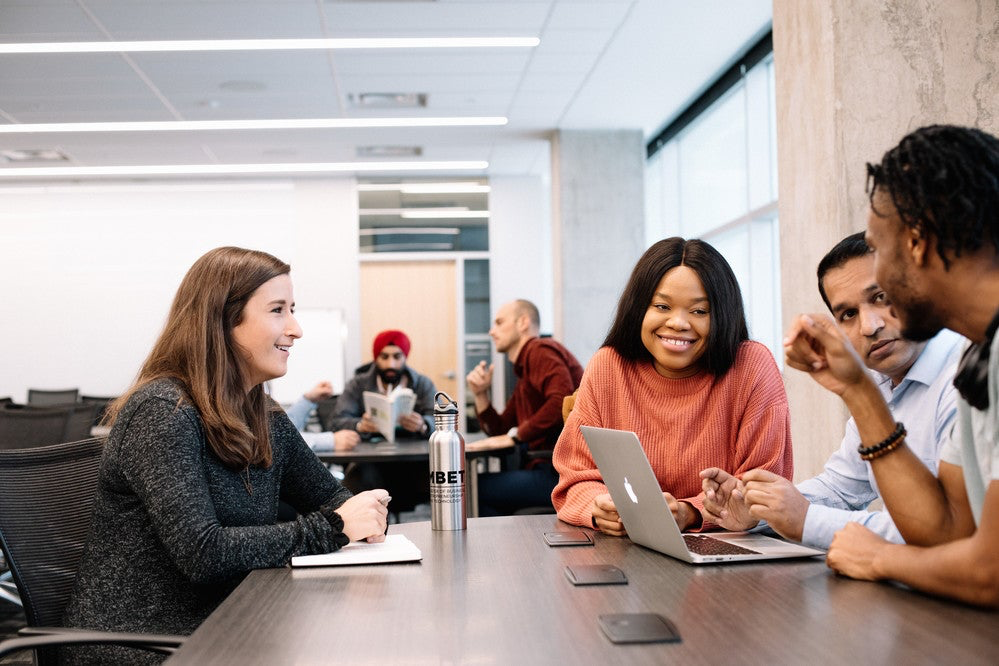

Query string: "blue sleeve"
[796, 417, 885, 548]
[284, 396, 315, 431]
[800, 504, 903, 548]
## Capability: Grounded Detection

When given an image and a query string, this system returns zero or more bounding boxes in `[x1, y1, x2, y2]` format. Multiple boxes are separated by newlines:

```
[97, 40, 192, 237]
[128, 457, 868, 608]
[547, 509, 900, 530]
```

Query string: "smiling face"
[231, 273, 301, 390]
[821, 253, 923, 385]
[641, 265, 710, 378]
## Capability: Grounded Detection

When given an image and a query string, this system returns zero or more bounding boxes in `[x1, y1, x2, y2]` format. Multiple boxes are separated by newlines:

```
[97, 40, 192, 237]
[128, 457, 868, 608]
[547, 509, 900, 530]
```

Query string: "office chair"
[0, 438, 185, 663]
[61, 403, 102, 442]
[0, 409, 71, 450]
[26, 388, 79, 407]
[80, 395, 117, 427]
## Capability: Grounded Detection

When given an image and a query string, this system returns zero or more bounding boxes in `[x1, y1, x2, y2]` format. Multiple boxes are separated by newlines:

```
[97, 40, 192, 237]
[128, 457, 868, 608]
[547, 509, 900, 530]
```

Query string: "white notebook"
[291, 534, 422, 567]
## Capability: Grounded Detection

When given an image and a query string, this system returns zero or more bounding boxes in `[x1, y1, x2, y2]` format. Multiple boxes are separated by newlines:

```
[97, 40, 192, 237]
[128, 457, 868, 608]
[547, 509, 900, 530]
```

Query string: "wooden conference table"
[165, 515, 998, 665]
[316, 432, 505, 517]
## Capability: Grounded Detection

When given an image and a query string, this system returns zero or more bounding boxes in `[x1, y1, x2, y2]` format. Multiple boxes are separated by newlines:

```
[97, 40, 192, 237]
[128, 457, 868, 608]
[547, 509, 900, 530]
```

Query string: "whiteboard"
[268, 308, 347, 404]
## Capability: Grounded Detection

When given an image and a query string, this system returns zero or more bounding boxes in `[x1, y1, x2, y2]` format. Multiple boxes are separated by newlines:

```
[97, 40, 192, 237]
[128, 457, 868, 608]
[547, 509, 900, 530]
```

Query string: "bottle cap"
[433, 391, 458, 415]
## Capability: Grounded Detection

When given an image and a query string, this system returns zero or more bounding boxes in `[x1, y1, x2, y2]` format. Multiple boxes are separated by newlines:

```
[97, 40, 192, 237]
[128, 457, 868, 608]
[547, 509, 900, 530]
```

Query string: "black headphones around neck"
[953, 308, 999, 411]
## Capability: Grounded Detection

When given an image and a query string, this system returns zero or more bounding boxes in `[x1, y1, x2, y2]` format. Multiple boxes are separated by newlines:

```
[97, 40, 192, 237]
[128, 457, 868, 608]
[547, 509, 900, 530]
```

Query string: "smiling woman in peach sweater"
[552, 237, 792, 534]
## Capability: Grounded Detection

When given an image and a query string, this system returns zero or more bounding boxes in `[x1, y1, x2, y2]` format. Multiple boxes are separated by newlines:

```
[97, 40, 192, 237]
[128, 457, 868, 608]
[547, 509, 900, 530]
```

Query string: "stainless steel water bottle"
[428, 391, 466, 530]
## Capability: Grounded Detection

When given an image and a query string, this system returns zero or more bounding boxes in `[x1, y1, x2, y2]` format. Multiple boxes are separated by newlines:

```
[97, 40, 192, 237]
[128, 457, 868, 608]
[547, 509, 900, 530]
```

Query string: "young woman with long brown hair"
[63, 247, 387, 664]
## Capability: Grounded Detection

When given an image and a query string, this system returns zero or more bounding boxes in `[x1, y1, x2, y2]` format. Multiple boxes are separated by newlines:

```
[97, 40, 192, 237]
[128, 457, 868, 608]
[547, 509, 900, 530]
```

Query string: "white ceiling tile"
[0, 0, 772, 176]
[0, 1, 103, 41]
[83, 0, 327, 39]
[546, 1, 633, 30]
[320, 1, 551, 35]
[332, 52, 533, 75]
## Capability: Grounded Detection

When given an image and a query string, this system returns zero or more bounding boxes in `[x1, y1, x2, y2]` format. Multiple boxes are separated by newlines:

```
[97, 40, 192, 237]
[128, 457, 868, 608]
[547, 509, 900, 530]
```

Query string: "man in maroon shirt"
[467, 299, 584, 514]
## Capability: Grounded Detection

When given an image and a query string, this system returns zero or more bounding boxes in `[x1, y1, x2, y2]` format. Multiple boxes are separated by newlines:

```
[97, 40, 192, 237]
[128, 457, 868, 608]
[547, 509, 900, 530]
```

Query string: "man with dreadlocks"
[783, 125, 999, 607]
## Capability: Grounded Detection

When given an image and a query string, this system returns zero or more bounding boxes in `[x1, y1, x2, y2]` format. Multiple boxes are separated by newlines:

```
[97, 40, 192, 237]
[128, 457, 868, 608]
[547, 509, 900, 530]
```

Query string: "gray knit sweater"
[62, 379, 352, 664]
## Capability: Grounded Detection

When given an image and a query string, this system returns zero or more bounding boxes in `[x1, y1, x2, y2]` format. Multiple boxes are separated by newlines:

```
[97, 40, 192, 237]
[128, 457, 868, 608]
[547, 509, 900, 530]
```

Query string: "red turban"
[372, 329, 411, 359]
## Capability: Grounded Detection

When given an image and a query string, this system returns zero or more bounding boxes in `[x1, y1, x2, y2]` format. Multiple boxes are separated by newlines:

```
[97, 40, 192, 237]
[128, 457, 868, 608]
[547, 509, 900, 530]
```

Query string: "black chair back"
[0, 409, 71, 450]
[0, 438, 104, 628]
[62, 403, 101, 442]
[26, 389, 79, 407]
[80, 395, 117, 428]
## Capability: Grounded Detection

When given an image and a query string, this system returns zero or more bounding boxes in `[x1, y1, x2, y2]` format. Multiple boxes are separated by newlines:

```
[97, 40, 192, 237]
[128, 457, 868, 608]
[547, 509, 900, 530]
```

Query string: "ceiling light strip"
[360, 207, 469, 216]
[400, 210, 490, 219]
[0, 117, 507, 133]
[359, 228, 461, 236]
[356, 182, 490, 193]
[0, 161, 488, 178]
[0, 37, 540, 54]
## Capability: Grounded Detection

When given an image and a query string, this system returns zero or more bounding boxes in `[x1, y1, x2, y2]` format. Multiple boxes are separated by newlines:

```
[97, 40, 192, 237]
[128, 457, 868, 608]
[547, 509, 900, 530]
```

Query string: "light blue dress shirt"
[796, 329, 965, 548]
[284, 396, 336, 452]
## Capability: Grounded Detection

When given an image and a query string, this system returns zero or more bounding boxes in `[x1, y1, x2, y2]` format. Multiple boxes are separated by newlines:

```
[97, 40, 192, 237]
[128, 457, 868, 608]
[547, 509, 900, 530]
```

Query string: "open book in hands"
[362, 387, 416, 443]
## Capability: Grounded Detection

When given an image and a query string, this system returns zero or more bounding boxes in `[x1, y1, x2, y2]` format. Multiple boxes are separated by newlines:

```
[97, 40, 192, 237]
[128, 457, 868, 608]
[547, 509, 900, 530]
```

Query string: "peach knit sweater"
[552, 341, 792, 530]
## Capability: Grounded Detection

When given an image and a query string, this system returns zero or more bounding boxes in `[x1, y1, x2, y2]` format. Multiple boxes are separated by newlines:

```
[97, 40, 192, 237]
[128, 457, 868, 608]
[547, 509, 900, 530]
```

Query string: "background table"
[316, 433, 497, 516]
[166, 515, 999, 665]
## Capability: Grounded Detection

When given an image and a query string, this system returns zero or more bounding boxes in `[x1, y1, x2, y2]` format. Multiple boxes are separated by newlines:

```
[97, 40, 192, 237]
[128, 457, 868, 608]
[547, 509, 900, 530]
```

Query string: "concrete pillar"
[551, 130, 646, 366]
[774, 0, 999, 480]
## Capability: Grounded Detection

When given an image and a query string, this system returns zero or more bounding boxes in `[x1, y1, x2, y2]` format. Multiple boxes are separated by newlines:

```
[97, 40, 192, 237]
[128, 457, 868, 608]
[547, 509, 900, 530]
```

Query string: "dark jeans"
[476, 464, 559, 516]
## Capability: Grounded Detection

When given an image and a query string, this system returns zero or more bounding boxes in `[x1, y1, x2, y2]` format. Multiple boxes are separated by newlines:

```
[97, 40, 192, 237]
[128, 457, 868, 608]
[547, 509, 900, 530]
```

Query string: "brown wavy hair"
[105, 246, 290, 469]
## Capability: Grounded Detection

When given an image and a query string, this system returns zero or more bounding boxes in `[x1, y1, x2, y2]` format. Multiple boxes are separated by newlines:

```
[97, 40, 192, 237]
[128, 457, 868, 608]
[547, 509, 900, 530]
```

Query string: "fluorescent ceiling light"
[401, 183, 490, 194]
[359, 228, 461, 236]
[401, 210, 490, 219]
[361, 207, 469, 216]
[0, 161, 488, 178]
[0, 37, 540, 54]
[0, 117, 507, 133]
[356, 182, 489, 193]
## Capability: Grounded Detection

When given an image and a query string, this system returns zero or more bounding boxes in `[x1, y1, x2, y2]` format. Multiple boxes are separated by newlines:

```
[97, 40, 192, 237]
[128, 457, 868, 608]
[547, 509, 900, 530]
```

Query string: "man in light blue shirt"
[284, 380, 360, 453]
[701, 232, 963, 548]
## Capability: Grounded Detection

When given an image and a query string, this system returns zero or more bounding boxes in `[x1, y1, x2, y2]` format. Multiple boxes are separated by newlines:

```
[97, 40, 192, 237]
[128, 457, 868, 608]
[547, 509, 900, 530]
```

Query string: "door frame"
[359, 250, 490, 433]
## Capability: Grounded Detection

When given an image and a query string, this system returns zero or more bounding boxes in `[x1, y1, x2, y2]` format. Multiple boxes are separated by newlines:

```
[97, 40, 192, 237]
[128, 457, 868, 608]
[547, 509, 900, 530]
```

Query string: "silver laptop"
[581, 426, 825, 564]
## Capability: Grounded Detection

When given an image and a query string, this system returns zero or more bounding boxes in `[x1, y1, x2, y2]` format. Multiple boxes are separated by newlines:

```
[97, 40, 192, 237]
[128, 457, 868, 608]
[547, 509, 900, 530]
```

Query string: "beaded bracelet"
[860, 434, 906, 461]
[858, 421, 906, 460]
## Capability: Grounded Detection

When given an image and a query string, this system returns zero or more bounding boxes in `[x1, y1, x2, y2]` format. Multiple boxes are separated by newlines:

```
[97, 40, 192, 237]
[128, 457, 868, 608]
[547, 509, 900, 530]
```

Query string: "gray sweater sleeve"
[115, 395, 349, 583]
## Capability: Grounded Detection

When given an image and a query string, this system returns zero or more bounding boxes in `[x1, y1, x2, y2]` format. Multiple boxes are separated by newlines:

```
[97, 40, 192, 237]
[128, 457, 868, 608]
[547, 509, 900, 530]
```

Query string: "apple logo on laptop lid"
[623, 477, 639, 504]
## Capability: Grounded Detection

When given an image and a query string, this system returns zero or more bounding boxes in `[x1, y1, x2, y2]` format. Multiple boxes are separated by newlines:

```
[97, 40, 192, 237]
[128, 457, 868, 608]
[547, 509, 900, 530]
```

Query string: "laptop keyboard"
[683, 534, 761, 556]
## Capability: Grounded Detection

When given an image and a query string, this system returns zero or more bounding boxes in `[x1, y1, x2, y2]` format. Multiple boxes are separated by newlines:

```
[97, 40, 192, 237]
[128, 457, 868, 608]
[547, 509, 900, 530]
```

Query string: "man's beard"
[894, 296, 946, 342]
[886, 266, 945, 342]
[377, 367, 401, 385]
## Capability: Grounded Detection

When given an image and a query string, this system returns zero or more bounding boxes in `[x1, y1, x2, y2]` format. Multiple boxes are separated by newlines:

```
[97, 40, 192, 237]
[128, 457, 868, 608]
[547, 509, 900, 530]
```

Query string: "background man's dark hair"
[866, 124, 999, 269]
[603, 237, 748, 377]
[816, 232, 872, 312]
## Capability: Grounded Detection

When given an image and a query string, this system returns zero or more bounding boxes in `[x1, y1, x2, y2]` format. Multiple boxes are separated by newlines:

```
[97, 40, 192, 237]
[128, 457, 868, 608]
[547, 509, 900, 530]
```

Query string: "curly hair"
[866, 124, 999, 269]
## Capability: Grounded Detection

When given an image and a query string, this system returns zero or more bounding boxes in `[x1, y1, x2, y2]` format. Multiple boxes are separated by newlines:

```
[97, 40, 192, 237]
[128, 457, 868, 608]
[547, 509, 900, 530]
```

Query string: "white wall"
[0, 179, 360, 402]
[488, 175, 553, 331]
[0, 176, 548, 405]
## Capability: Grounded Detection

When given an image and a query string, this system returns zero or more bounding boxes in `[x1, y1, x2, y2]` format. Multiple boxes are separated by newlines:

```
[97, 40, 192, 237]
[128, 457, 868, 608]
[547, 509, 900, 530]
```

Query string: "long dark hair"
[106, 246, 290, 469]
[602, 237, 748, 376]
